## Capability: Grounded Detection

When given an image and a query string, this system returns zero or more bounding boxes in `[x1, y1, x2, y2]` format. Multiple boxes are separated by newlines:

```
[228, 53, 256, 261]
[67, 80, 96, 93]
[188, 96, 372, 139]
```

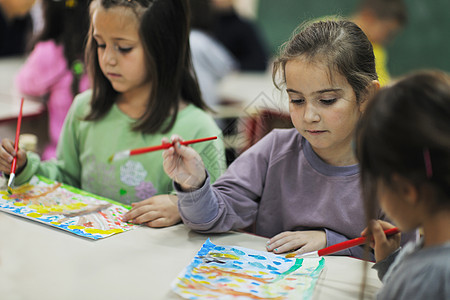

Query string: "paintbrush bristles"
[7, 174, 15, 194]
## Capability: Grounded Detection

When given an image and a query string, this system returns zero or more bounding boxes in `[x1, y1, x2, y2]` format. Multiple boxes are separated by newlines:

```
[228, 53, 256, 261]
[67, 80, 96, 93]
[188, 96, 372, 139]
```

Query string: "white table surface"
[0, 211, 382, 300]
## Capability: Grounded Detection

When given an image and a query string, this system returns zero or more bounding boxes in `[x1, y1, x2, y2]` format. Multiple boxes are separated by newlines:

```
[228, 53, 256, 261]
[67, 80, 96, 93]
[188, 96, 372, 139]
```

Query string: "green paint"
[271, 258, 303, 283]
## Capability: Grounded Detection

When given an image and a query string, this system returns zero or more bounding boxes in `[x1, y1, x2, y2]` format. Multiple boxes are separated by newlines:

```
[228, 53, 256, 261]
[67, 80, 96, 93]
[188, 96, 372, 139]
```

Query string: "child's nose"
[303, 103, 320, 123]
[103, 47, 117, 66]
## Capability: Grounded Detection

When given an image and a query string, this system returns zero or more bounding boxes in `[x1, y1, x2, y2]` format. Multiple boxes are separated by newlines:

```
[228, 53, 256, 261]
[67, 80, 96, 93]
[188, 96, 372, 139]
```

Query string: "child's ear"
[359, 80, 380, 113]
[391, 174, 419, 206]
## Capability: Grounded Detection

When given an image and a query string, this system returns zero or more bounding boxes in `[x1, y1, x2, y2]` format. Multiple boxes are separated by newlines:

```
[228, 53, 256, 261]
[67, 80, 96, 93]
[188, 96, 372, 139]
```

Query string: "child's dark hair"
[273, 20, 378, 103]
[32, 0, 90, 97]
[85, 0, 206, 134]
[356, 70, 450, 215]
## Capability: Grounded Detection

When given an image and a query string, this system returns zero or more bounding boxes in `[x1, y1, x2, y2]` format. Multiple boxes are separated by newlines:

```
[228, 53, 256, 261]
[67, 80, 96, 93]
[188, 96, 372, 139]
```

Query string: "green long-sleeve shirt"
[16, 90, 226, 205]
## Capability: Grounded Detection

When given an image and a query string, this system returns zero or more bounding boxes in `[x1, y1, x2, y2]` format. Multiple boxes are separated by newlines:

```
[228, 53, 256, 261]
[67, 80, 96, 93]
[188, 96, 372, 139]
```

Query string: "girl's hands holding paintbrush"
[0, 138, 27, 174]
[162, 135, 207, 191]
[361, 220, 401, 262]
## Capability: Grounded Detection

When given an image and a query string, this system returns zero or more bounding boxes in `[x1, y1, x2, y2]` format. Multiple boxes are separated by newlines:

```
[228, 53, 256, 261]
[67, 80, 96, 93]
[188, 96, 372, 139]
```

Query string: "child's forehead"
[92, 6, 140, 37]
[285, 57, 346, 87]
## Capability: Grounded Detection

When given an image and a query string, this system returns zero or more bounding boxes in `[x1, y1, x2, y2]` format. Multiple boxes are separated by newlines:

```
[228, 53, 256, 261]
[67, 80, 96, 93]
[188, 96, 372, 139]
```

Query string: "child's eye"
[118, 47, 132, 53]
[96, 43, 106, 49]
[290, 99, 305, 105]
[320, 98, 337, 105]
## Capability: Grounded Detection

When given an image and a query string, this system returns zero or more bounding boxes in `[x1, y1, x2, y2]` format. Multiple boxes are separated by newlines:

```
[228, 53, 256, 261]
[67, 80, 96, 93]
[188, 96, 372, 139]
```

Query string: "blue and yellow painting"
[172, 239, 325, 299]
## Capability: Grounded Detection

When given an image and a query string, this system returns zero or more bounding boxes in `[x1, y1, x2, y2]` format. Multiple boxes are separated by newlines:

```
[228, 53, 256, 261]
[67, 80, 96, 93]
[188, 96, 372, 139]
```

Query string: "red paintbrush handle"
[13, 98, 24, 152]
[130, 143, 172, 155]
[10, 157, 17, 174]
[10, 98, 24, 174]
[318, 227, 400, 256]
[180, 136, 217, 146]
[129, 136, 217, 156]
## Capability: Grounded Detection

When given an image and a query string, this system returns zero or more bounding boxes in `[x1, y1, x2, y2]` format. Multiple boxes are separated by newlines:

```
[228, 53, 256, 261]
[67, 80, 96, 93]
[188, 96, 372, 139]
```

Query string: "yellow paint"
[13, 202, 26, 206]
[27, 202, 87, 214]
[27, 213, 42, 218]
[65, 203, 88, 209]
[68, 225, 86, 230]
[84, 228, 123, 234]
[209, 252, 239, 260]
[36, 207, 51, 214]
[258, 271, 269, 275]
[235, 278, 245, 283]
[9, 183, 33, 194]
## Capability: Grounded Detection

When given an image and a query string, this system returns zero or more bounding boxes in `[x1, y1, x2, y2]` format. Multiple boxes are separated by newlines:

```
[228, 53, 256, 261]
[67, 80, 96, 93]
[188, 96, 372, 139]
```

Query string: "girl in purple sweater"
[162, 20, 411, 259]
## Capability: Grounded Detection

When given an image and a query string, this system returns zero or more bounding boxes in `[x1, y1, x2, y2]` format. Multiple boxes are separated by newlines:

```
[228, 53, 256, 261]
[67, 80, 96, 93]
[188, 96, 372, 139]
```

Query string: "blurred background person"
[211, 0, 268, 72]
[351, 0, 408, 85]
[0, 0, 35, 56]
[189, 0, 237, 109]
[15, 0, 90, 160]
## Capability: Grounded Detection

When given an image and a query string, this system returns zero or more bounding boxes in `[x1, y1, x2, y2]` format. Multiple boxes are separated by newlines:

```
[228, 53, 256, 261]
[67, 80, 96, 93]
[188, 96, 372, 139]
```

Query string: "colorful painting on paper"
[0, 175, 136, 239]
[172, 239, 325, 299]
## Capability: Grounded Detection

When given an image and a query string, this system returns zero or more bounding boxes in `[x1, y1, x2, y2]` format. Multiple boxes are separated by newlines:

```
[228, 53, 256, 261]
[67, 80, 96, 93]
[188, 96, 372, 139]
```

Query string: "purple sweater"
[176, 129, 414, 258]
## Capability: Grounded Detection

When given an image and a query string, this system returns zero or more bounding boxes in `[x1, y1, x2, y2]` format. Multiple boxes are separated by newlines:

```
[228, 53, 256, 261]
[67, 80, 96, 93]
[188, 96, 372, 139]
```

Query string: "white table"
[0, 211, 382, 300]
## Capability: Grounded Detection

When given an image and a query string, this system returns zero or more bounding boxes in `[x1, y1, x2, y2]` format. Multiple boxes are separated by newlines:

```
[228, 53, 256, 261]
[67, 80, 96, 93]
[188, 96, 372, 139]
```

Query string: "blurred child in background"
[0, 0, 35, 56]
[211, 0, 268, 72]
[15, 0, 91, 160]
[351, 0, 408, 85]
[189, 0, 237, 109]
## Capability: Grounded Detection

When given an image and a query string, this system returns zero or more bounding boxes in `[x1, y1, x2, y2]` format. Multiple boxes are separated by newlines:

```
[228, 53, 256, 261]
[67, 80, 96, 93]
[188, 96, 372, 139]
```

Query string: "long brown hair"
[84, 0, 206, 133]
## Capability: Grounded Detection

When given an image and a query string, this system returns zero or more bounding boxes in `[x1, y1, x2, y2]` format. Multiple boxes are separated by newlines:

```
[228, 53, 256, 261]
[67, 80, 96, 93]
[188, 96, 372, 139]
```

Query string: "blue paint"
[248, 254, 267, 260]
[249, 262, 265, 269]
[231, 248, 245, 256]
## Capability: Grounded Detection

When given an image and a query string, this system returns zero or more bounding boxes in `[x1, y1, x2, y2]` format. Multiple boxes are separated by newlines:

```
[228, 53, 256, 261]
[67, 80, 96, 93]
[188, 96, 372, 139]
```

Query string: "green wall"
[257, 0, 450, 77]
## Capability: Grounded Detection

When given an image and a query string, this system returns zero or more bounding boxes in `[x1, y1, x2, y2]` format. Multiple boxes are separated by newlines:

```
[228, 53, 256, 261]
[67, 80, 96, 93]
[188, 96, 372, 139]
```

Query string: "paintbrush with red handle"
[285, 227, 400, 258]
[7, 97, 25, 194]
[108, 136, 217, 163]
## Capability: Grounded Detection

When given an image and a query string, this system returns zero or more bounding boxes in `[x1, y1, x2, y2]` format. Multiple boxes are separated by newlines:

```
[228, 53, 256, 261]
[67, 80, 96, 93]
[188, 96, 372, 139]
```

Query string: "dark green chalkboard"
[256, 0, 450, 77]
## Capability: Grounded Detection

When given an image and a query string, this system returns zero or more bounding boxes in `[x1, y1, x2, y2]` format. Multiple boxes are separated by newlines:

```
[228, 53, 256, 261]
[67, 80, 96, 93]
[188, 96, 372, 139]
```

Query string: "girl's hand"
[361, 220, 401, 262]
[266, 230, 326, 255]
[0, 138, 27, 174]
[122, 194, 181, 227]
[162, 135, 206, 191]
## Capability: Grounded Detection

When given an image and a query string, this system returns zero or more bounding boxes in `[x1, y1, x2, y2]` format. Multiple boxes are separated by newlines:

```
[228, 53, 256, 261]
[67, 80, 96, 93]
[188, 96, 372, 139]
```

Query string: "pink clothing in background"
[15, 40, 90, 160]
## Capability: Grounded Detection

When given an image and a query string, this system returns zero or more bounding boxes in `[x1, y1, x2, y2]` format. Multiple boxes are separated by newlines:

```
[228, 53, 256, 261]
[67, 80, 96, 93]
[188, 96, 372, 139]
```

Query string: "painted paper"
[172, 239, 325, 299]
[0, 175, 136, 239]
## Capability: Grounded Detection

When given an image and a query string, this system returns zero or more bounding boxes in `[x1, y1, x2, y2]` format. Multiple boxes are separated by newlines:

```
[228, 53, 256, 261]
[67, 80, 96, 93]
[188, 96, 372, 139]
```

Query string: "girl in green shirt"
[0, 0, 226, 228]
